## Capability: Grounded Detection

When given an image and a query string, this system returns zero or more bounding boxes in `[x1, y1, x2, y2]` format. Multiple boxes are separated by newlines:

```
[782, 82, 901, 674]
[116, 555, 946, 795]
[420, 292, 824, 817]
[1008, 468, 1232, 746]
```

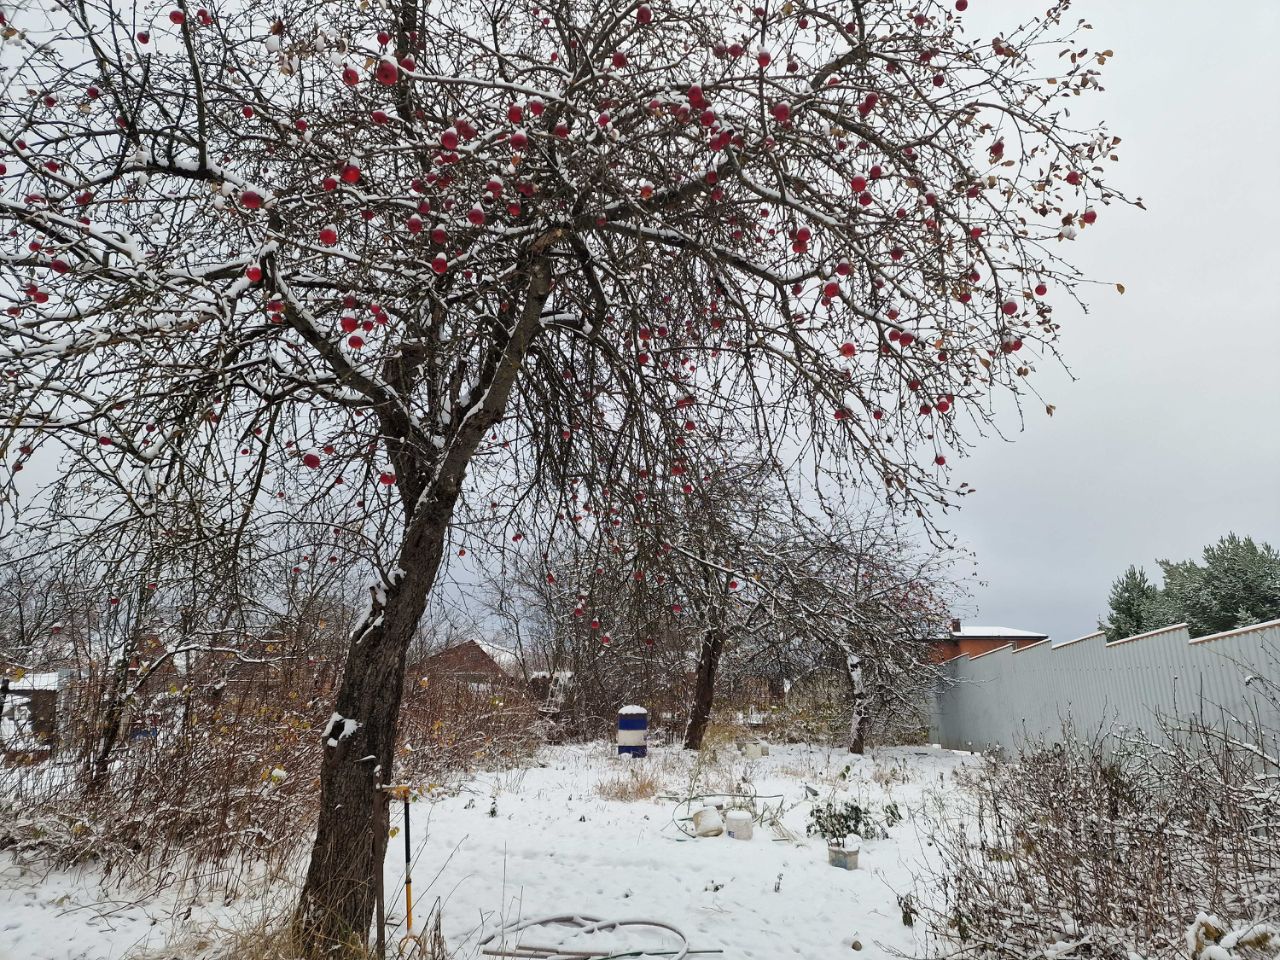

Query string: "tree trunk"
[88, 650, 134, 791]
[844, 655, 867, 754]
[849, 710, 868, 755]
[291, 506, 449, 955]
[683, 628, 724, 750]
[292, 252, 554, 957]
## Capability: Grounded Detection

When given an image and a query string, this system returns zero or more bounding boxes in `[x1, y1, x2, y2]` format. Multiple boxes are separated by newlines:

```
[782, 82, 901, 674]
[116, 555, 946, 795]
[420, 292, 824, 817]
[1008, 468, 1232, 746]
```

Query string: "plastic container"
[692, 805, 724, 837]
[743, 742, 763, 760]
[616, 705, 648, 757]
[827, 839, 860, 870]
[725, 809, 753, 840]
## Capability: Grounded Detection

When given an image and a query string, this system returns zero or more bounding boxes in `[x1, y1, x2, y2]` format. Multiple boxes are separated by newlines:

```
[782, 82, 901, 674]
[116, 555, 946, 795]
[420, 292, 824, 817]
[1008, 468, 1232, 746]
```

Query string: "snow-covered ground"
[0, 741, 976, 960]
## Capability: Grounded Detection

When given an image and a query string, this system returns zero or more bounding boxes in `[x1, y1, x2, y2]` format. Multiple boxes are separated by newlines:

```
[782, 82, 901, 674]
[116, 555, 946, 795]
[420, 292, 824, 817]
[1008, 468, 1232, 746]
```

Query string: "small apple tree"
[1, 0, 1127, 950]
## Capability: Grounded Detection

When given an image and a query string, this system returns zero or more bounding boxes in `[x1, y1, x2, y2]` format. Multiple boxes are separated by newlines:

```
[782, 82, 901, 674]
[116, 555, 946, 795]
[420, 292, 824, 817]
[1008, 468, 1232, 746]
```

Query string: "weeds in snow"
[595, 767, 661, 802]
[919, 714, 1280, 960]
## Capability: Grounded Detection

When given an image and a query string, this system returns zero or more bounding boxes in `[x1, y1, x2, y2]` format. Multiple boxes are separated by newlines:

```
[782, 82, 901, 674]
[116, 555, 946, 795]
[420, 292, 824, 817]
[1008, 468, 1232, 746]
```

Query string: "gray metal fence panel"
[930, 619, 1280, 751]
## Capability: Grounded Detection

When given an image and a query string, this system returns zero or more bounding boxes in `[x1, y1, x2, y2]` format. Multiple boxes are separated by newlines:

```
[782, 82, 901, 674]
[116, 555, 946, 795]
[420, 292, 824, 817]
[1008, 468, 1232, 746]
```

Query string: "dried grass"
[594, 767, 661, 802]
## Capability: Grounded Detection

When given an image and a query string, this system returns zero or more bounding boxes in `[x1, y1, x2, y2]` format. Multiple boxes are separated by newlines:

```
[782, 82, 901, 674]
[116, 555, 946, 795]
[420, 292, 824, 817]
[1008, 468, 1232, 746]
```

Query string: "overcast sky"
[944, 2, 1280, 642]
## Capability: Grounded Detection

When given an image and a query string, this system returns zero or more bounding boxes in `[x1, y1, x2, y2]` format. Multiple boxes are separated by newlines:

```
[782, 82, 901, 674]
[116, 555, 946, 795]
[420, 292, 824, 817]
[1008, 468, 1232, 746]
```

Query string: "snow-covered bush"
[921, 714, 1280, 960]
[806, 797, 900, 844]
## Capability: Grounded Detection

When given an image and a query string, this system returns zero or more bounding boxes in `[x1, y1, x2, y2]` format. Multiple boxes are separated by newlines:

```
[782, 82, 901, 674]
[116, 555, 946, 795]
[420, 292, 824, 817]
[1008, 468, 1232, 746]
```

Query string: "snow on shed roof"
[950, 625, 1048, 640]
[4, 671, 65, 691]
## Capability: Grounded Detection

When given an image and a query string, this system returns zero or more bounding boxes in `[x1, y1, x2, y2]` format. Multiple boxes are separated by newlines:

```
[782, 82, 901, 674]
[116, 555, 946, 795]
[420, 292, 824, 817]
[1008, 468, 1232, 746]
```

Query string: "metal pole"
[403, 792, 414, 934]
[374, 781, 386, 960]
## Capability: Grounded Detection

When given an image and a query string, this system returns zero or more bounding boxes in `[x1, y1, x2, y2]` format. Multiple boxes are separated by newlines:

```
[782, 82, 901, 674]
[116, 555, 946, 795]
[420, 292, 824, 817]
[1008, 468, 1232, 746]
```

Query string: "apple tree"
[0, 0, 1127, 951]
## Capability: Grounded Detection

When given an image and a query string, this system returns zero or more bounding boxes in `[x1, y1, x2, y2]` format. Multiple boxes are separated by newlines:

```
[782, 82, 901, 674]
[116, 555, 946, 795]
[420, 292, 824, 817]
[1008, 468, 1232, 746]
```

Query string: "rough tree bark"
[684, 626, 726, 750]
[846, 657, 868, 755]
[291, 504, 450, 952]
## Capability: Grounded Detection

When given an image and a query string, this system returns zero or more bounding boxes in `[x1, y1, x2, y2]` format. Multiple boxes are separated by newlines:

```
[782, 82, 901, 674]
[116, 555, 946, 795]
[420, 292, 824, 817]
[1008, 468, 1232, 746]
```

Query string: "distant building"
[933, 621, 1048, 661]
[1, 670, 70, 758]
[411, 640, 515, 691]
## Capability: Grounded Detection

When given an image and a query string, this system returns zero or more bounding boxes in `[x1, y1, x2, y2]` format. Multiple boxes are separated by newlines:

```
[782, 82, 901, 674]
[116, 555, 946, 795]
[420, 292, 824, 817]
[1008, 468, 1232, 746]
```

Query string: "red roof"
[414, 640, 511, 684]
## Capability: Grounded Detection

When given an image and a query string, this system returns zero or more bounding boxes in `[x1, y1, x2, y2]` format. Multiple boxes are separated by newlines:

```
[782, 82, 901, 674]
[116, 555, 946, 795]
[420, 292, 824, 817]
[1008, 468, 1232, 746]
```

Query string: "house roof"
[3, 671, 66, 692]
[416, 640, 511, 682]
[947, 625, 1048, 641]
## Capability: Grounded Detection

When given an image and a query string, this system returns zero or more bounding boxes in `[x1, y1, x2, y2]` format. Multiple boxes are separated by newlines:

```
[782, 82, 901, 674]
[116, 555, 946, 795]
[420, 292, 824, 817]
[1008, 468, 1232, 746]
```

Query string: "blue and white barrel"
[616, 705, 648, 757]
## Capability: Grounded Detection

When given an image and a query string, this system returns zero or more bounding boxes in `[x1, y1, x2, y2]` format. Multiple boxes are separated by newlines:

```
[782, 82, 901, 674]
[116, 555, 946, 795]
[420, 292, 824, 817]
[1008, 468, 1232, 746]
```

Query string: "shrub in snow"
[806, 798, 899, 845]
[918, 705, 1280, 960]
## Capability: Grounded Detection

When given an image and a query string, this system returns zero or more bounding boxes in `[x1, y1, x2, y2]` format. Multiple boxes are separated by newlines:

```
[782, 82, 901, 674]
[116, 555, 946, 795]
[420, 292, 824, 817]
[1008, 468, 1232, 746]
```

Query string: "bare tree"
[1, 0, 1128, 951]
[488, 458, 962, 751]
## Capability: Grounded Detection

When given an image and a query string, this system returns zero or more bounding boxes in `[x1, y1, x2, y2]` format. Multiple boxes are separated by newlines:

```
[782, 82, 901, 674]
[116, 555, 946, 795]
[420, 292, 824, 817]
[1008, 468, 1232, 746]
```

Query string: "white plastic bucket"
[692, 805, 724, 837]
[725, 810, 753, 840]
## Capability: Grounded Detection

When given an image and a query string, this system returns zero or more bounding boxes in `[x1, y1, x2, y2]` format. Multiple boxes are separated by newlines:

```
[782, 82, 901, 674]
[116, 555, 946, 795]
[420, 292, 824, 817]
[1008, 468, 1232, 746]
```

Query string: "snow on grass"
[387, 741, 974, 959]
[0, 741, 975, 959]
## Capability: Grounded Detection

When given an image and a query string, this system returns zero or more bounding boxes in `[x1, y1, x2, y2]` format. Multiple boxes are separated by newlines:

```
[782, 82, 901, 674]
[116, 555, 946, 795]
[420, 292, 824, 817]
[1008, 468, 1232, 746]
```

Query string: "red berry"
[375, 59, 399, 85]
[319, 225, 338, 245]
[241, 189, 263, 209]
[169, 10, 185, 24]
[839, 342, 856, 358]
[636, 4, 652, 24]
[302, 453, 321, 469]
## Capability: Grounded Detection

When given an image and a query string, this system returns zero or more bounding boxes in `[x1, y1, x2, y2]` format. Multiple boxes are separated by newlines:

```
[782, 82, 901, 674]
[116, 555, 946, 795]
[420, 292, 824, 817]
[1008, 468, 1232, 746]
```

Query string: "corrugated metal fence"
[930, 618, 1280, 752]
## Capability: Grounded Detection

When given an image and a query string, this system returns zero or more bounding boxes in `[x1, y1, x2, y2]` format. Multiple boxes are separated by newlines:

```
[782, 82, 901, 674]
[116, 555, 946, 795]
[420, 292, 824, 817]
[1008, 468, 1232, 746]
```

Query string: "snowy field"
[0, 742, 976, 960]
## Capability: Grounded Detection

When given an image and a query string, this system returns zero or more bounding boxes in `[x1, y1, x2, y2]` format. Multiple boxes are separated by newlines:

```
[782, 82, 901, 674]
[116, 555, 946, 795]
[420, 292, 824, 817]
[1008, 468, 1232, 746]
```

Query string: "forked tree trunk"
[292, 253, 553, 958]
[683, 627, 725, 750]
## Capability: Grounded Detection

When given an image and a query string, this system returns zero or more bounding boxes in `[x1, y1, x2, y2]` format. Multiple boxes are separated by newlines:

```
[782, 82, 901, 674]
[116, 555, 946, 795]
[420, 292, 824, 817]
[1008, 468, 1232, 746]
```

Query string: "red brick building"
[933, 623, 1048, 661]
